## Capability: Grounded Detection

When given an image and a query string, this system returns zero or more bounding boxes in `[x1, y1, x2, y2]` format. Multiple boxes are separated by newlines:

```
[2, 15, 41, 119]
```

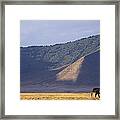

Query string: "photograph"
[20, 20, 100, 100]
[2, 1, 118, 118]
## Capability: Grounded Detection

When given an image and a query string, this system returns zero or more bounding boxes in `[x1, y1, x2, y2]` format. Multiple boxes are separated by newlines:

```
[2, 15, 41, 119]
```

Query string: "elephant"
[91, 88, 100, 98]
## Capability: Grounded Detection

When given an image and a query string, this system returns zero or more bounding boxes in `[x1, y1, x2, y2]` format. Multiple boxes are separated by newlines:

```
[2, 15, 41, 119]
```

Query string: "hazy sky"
[20, 20, 100, 47]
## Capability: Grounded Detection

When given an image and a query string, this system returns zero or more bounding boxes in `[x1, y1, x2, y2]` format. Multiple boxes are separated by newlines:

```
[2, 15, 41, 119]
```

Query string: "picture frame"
[0, 0, 119, 119]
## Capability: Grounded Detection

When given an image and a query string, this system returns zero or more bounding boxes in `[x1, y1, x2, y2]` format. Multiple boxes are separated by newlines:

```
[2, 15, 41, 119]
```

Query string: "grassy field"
[20, 93, 100, 100]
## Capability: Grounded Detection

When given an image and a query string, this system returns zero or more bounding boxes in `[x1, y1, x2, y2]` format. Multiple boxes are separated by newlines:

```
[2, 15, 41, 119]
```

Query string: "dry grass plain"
[20, 93, 100, 100]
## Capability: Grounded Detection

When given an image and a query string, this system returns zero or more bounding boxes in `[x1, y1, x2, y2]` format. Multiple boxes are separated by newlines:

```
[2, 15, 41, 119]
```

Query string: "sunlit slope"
[57, 57, 84, 81]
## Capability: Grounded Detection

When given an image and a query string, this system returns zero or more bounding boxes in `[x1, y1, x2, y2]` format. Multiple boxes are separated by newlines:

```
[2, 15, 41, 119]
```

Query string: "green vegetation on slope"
[21, 35, 100, 70]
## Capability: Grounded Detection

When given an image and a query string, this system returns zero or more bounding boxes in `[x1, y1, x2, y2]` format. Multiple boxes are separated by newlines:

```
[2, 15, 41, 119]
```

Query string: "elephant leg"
[95, 93, 97, 98]
[98, 93, 100, 98]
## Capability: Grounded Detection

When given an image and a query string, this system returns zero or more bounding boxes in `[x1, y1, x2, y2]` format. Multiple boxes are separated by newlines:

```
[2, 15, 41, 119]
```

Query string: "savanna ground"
[20, 93, 100, 100]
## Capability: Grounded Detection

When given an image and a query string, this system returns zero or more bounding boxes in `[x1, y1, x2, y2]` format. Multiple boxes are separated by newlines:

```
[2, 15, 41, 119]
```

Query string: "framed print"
[0, 0, 119, 119]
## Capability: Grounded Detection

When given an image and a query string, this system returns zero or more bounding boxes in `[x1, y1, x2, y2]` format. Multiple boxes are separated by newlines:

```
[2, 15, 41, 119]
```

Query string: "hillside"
[20, 35, 100, 93]
[21, 35, 100, 72]
[20, 51, 100, 93]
